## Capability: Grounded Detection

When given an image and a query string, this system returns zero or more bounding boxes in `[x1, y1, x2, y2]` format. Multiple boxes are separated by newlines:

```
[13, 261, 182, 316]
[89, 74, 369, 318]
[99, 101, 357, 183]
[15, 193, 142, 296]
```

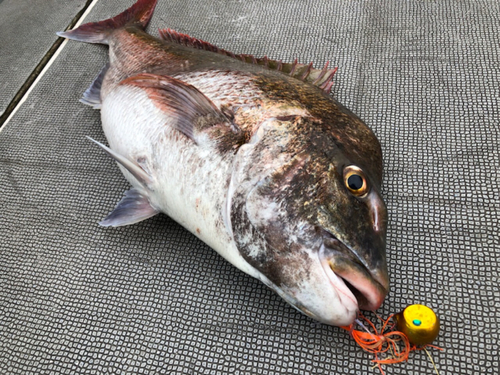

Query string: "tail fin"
[57, 0, 158, 44]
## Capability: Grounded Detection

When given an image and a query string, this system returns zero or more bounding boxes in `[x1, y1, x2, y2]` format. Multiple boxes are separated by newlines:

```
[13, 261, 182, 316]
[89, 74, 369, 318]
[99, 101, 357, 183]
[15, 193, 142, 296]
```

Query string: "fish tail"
[57, 0, 158, 44]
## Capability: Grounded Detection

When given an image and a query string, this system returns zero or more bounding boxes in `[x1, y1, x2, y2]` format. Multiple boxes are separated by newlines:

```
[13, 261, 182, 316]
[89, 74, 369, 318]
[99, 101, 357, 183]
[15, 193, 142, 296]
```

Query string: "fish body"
[59, 0, 389, 326]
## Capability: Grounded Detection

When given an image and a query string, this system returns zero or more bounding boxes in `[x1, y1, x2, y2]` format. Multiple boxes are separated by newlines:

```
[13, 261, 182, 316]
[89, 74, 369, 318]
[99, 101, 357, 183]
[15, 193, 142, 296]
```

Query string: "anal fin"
[80, 64, 109, 109]
[100, 188, 159, 227]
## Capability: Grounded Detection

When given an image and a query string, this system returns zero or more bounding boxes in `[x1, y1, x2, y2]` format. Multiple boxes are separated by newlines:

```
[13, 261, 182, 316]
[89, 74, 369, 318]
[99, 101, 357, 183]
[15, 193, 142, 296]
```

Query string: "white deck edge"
[0, 0, 101, 133]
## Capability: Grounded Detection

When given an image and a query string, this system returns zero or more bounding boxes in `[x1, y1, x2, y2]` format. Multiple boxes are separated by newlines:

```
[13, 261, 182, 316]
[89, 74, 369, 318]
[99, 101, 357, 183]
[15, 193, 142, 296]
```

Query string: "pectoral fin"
[100, 188, 159, 227]
[120, 73, 232, 143]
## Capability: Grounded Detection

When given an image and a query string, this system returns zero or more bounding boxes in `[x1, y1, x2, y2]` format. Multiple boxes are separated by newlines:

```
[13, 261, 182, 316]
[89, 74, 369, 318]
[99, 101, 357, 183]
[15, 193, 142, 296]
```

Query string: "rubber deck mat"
[1, 1, 498, 374]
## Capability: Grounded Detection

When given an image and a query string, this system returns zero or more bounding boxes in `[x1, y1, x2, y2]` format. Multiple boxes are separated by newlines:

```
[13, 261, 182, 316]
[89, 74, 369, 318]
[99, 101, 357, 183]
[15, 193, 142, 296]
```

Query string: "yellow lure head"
[395, 304, 440, 346]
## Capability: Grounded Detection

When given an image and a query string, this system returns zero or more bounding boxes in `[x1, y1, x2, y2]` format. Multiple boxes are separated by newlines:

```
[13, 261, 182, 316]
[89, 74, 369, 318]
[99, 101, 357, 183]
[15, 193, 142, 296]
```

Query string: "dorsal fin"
[158, 28, 338, 94]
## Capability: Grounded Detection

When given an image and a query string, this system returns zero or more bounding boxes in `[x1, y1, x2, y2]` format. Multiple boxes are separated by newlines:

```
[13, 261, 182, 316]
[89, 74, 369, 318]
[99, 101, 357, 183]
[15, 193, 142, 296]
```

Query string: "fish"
[58, 0, 389, 327]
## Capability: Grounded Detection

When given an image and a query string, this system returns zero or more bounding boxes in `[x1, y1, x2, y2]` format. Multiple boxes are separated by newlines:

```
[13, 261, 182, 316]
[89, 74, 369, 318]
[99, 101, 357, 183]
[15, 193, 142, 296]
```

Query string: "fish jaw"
[248, 232, 389, 327]
[318, 241, 388, 313]
[257, 256, 361, 327]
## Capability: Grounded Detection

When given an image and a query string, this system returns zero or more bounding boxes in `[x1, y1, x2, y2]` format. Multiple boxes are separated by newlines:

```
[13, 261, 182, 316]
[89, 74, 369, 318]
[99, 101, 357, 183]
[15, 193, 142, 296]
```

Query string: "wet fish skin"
[58, 0, 389, 326]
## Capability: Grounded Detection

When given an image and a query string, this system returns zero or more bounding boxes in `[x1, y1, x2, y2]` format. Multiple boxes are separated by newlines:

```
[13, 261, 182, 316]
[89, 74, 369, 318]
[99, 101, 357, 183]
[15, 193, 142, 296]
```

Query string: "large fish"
[58, 0, 389, 326]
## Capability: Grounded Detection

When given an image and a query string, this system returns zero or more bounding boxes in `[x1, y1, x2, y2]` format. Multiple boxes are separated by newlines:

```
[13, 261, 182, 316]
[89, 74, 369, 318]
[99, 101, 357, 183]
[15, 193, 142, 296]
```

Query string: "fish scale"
[58, 0, 389, 327]
[173, 70, 264, 109]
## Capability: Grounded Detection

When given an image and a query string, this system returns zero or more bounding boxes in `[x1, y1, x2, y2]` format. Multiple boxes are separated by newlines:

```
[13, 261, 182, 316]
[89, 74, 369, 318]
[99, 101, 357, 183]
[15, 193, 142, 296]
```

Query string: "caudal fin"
[57, 0, 158, 44]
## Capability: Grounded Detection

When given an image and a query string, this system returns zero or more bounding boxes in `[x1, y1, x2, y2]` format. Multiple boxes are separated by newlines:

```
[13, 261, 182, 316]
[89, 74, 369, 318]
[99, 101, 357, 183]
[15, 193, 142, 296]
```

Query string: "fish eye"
[343, 165, 369, 197]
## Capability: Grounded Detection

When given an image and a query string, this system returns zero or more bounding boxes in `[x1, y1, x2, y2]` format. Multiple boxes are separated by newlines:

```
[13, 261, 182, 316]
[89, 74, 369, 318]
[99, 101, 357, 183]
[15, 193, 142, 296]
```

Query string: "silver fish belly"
[100, 81, 256, 276]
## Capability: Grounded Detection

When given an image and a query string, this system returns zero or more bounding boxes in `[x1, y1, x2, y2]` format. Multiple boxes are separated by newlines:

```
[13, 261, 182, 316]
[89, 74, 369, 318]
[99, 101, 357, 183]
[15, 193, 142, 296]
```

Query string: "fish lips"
[318, 232, 389, 312]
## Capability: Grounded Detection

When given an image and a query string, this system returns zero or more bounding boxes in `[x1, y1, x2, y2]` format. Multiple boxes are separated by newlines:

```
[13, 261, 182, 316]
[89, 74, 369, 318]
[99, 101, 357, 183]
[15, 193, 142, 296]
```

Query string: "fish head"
[229, 112, 388, 326]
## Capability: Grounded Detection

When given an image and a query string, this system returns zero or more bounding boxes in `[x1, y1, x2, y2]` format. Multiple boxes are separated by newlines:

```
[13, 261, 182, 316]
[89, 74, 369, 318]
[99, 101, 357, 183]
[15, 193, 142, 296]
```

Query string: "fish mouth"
[319, 230, 388, 312]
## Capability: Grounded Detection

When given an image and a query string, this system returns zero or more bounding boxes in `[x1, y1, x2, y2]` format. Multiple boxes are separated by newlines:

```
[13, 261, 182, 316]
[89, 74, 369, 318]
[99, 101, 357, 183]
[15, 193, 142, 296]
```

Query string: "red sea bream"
[59, 0, 389, 326]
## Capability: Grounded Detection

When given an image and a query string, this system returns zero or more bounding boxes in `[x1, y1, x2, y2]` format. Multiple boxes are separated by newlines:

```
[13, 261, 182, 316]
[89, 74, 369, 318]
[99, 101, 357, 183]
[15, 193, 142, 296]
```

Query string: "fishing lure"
[341, 304, 442, 374]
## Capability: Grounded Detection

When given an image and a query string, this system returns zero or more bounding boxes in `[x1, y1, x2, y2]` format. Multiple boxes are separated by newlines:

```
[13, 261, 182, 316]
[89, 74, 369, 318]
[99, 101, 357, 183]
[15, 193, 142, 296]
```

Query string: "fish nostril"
[372, 208, 381, 233]
[368, 194, 386, 234]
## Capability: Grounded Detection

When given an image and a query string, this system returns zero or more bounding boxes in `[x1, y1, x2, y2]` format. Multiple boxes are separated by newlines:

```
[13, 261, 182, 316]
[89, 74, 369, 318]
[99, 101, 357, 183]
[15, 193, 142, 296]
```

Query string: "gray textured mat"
[1, 0, 499, 374]
[0, 0, 87, 116]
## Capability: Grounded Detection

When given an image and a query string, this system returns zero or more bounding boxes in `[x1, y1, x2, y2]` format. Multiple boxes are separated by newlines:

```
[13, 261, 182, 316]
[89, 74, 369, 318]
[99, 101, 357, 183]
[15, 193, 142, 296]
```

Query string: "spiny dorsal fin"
[158, 28, 338, 94]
